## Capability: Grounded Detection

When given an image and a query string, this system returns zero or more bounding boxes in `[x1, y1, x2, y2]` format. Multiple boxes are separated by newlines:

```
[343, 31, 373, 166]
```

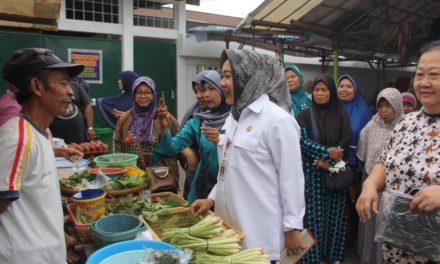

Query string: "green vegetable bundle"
[167, 229, 241, 256]
[101, 174, 147, 190]
[74, 205, 88, 224]
[161, 214, 224, 241]
[193, 248, 270, 264]
[106, 195, 181, 222]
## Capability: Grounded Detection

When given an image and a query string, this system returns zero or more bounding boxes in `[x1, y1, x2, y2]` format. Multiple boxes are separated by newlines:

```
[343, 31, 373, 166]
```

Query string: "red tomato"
[80, 143, 90, 153]
[89, 142, 99, 152]
[124, 135, 132, 145]
[102, 144, 109, 153]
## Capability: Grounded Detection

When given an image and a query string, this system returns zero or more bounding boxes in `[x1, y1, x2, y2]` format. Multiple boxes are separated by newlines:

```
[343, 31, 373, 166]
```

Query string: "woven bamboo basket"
[139, 207, 244, 241]
[105, 192, 188, 211]
[148, 192, 189, 207]
[61, 182, 149, 198]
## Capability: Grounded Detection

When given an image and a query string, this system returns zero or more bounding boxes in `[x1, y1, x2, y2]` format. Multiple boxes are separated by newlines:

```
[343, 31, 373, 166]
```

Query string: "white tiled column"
[121, 0, 134, 71]
[174, 1, 188, 121]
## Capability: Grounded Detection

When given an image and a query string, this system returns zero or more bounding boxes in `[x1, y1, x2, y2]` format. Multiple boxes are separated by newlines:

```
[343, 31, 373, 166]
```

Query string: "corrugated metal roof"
[235, 0, 440, 65]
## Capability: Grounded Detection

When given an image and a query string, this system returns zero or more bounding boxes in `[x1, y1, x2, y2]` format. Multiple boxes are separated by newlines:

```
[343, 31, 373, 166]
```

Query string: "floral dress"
[379, 111, 440, 263]
[299, 127, 347, 263]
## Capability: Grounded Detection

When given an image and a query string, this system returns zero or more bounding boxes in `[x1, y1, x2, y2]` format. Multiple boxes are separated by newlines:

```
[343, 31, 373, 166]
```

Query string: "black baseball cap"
[2, 48, 84, 85]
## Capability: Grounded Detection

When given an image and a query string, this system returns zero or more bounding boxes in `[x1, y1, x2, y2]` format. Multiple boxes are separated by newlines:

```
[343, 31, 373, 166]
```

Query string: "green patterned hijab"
[285, 64, 311, 117]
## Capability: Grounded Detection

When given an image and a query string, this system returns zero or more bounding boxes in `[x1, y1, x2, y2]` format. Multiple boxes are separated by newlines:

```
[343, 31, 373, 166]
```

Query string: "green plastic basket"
[94, 214, 143, 235]
[93, 153, 138, 168]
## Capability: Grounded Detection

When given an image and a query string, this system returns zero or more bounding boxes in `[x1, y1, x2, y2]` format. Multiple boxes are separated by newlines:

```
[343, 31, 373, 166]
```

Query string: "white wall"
[180, 38, 416, 115]
[58, 1, 416, 120]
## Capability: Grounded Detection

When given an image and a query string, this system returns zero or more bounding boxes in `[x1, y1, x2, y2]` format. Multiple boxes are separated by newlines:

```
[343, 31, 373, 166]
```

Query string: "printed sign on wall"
[68, 48, 103, 84]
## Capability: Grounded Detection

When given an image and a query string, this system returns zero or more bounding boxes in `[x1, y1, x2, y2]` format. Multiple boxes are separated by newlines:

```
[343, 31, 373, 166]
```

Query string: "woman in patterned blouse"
[356, 40, 440, 263]
[113, 76, 180, 192]
[356, 87, 403, 264]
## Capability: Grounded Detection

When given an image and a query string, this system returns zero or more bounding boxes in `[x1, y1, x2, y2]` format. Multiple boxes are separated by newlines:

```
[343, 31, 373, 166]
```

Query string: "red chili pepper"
[124, 134, 132, 145]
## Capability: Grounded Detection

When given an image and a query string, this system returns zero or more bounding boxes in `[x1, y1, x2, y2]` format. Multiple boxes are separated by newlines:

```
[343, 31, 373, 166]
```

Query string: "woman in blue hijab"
[96, 71, 139, 128]
[337, 74, 372, 244]
[285, 64, 311, 117]
[337, 74, 372, 166]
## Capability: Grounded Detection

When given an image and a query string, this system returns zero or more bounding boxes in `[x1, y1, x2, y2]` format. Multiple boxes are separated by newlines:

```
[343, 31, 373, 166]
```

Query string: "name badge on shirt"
[219, 138, 232, 178]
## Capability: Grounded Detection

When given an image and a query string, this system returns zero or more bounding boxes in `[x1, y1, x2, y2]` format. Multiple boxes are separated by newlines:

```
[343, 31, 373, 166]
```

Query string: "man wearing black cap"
[0, 48, 83, 263]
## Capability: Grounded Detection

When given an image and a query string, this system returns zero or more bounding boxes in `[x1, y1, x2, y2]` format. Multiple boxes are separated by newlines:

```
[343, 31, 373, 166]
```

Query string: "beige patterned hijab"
[357, 87, 403, 174]
[220, 49, 291, 120]
[372, 87, 404, 128]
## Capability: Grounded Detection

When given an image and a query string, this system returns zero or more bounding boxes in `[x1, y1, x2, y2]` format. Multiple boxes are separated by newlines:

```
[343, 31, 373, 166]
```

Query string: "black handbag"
[321, 166, 353, 192]
[310, 109, 353, 192]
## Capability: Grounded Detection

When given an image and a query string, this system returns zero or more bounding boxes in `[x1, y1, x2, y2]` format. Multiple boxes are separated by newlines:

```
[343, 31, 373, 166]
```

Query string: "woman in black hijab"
[297, 74, 351, 264]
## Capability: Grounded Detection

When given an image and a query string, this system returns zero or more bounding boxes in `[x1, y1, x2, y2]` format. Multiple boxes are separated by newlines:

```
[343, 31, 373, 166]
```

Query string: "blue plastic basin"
[86, 240, 180, 264]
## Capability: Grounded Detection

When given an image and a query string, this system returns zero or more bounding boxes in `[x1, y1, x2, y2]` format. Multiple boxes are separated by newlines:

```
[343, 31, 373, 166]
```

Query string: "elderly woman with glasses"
[113, 76, 179, 192]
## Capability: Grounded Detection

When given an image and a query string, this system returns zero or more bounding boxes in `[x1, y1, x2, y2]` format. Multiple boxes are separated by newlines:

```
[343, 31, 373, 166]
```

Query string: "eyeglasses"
[135, 91, 152, 97]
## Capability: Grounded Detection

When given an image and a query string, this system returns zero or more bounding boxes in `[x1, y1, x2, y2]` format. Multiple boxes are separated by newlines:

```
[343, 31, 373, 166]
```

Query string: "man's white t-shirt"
[0, 116, 66, 263]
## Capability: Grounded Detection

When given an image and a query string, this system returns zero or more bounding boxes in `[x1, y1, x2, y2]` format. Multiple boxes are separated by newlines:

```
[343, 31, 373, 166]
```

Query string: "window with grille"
[133, 0, 175, 29]
[65, 0, 119, 24]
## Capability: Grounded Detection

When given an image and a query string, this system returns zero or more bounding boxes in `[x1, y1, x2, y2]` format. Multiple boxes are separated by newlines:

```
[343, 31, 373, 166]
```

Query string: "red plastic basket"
[66, 203, 95, 243]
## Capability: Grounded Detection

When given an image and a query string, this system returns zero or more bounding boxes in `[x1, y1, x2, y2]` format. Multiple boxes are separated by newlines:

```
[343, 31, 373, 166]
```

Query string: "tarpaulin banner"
[68, 48, 103, 84]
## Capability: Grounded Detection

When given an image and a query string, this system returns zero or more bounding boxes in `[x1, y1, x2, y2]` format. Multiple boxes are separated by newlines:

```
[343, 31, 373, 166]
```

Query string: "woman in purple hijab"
[113, 76, 180, 192]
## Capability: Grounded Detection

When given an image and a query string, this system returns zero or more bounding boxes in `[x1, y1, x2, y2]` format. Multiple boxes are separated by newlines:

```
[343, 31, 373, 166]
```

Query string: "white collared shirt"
[209, 94, 305, 260]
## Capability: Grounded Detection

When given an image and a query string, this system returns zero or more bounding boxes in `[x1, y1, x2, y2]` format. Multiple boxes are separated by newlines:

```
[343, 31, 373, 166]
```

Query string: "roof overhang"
[234, 0, 440, 66]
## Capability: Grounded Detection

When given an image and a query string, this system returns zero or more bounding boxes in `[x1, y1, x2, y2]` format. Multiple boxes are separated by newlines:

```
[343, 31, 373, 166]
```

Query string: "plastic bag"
[136, 248, 192, 264]
[375, 189, 440, 261]
[89, 169, 111, 188]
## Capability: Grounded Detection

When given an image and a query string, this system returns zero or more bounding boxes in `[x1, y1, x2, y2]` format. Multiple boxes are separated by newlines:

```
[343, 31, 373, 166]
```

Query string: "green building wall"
[0, 31, 177, 129]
